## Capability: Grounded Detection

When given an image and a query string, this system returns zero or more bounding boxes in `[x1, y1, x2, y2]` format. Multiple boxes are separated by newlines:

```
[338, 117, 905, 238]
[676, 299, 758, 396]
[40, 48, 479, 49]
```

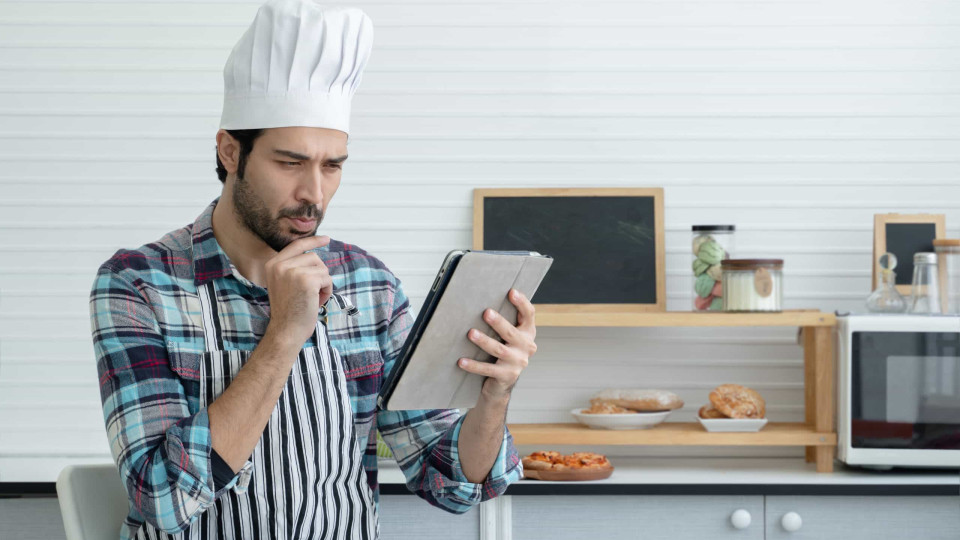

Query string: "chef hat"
[219, 0, 373, 134]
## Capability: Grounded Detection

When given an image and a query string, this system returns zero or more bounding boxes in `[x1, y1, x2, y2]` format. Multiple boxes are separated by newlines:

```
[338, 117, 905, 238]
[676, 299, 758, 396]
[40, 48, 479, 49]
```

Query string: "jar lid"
[721, 258, 784, 269]
[692, 225, 735, 232]
[914, 252, 937, 264]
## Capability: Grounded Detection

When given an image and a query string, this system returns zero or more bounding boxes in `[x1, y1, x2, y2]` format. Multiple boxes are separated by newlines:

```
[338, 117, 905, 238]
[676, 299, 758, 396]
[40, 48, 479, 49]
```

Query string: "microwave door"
[852, 331, 960, 450]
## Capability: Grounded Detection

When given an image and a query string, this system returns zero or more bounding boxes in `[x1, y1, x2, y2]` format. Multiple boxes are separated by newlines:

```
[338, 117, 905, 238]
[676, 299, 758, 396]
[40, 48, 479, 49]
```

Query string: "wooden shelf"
[508, 422, 837, 447]
[535, 310, 836, 328]
[516, 309, 838, 471]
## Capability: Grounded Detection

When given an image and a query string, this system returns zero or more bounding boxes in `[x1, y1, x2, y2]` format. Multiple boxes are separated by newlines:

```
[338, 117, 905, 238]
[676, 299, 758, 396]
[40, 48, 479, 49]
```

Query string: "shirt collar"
[191, 197, 234, 287]
[189, 197, 359, 318]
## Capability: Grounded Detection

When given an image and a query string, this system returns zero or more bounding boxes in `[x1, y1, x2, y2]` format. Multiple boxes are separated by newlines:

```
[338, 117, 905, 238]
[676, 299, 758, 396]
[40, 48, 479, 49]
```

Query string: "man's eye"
[325, 164, 342, 170]
[280, 161, 300, 167]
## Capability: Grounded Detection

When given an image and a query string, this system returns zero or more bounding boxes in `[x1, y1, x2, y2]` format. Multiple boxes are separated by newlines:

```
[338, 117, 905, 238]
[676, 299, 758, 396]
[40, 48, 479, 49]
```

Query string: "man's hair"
[215, 129, 265, 183]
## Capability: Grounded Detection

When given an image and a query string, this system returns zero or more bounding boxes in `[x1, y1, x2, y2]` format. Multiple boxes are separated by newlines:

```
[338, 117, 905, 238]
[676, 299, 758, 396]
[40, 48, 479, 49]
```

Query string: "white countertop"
[377, 457, 960, 492]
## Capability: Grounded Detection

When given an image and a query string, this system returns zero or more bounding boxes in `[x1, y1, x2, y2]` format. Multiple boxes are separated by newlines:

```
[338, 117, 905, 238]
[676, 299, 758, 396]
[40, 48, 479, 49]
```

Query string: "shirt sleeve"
[375, 276, 523, 514]
[90, 264, 252, 534]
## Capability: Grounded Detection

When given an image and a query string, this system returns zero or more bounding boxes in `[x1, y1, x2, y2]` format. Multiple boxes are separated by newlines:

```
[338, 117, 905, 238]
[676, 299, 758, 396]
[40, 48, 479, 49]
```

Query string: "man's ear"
[216, 129, 240, 175]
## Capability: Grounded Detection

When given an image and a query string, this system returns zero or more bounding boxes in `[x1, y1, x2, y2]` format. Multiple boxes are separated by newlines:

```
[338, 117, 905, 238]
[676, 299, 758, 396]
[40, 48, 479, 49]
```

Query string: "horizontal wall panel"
[3, 0, 960, 481]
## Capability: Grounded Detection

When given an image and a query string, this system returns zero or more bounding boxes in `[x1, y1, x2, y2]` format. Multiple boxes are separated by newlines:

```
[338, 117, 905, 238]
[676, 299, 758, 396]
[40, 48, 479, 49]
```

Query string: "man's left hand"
[457, 288, 538, 400]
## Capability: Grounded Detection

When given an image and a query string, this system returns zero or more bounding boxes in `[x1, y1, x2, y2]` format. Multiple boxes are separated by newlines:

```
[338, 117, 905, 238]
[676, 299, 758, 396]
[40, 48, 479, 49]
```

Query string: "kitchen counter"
[377, 457, 960, 497]
[2, 458, 956, 497]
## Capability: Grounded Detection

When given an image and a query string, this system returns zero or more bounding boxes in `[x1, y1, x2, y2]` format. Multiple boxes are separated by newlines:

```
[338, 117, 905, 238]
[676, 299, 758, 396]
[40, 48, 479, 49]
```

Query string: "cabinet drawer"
[512, 495, 763, 540]
[766, 496, 960, 540]
[378, 495, 480, 540]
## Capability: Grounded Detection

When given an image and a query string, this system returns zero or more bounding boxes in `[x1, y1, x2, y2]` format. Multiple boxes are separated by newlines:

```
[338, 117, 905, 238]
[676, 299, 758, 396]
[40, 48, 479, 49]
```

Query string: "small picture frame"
[872, 213, 946, 295]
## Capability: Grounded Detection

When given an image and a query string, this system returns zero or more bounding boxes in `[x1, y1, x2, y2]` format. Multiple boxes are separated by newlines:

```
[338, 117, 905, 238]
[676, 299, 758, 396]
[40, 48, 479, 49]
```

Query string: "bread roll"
[590, 389, 683, 411]
[708, 384, 766, 419]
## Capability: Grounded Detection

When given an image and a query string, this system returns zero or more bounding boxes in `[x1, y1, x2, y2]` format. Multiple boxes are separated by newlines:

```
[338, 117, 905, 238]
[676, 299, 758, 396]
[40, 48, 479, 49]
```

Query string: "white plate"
[697, 417, 768, 432]
[571, 408, 672, 430]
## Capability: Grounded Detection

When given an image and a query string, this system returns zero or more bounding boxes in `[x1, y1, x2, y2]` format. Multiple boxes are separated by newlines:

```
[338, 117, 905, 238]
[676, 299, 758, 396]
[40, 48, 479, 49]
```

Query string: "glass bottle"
[909, 252, 941, 314]
[933, 239, 960, 314]
[866, 252, 907, 313]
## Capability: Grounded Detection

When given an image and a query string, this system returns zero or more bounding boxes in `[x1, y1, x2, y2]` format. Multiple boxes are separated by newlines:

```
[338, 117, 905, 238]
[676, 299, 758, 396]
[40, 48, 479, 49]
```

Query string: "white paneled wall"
[2, 0, 960, 481]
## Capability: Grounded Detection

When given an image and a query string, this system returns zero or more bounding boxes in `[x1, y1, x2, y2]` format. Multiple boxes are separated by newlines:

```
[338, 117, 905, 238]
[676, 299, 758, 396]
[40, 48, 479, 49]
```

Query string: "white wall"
[2, 0, 960, 482]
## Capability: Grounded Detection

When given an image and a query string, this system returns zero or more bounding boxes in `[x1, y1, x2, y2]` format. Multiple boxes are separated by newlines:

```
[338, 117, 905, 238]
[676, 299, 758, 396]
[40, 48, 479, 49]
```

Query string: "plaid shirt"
[89, 197, 522, 536]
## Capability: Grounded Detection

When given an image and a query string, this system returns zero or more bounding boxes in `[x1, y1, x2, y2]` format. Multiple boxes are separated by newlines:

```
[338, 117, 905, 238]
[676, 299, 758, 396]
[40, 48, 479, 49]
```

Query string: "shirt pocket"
[167, 348, 204, 414]
[338, 349, 385, 444]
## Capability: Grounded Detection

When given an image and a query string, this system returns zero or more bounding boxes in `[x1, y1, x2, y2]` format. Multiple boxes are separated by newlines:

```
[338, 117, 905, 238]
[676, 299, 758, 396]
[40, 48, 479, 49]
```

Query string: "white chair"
[56, 464, 129, 540]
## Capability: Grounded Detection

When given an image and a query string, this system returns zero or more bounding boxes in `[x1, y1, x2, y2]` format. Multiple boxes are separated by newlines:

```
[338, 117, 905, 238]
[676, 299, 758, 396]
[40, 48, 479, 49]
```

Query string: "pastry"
[698, 404, 727, 419]
[708, 384, 766, 419]
[522, 451, 611, 471]
[521, 451, 563, 471]
[693, 258, 710, 276]
[582, 402, 637, 414]
[692, 235, 712, 256]
[697, 240, 725, 265]
[695, 273, 716, 298]
[590, 389, 684, 411]
[695, 294, 714, 311]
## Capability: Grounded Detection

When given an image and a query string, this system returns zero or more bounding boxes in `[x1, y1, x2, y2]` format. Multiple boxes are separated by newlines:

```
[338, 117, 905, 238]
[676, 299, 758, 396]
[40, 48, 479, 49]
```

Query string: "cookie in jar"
[691, 225, 735, 311]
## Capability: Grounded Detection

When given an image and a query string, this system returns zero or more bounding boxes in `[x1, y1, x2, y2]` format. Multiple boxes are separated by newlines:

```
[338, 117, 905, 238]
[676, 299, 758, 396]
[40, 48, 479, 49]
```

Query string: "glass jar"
[721, 259, 783, 312]
[691, 225, 735, 311]
[934, 239, 960, 314]
[908, 252, 941, 314]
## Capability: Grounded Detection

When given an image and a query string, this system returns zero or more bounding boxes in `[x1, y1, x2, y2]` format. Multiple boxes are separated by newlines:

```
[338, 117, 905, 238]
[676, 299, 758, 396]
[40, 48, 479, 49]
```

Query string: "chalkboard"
[474, 188, 665, 311]
[885, 223, 937, 285]
[872, 213, 945, 293]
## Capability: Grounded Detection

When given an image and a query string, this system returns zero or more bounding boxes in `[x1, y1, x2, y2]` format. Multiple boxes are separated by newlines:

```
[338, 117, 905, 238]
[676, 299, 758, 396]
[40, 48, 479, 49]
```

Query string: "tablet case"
[382, 251, 553, 410]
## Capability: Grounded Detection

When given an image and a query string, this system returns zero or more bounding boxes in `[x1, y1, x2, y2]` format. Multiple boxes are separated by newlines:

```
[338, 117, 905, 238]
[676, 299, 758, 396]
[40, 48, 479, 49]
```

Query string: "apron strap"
[197, 281, 220, 353]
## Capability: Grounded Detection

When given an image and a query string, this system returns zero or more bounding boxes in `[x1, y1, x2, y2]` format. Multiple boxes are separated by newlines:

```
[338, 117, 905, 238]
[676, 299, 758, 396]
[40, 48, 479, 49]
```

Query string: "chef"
[89, 1, 538, 538]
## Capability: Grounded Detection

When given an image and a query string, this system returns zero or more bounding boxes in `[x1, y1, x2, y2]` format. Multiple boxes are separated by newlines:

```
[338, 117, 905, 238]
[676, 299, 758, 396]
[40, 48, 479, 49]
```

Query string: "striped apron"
[135, 282, 378, 540]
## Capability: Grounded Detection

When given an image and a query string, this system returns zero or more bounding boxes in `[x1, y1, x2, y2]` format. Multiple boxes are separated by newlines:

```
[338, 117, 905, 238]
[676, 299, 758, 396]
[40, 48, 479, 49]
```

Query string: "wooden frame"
[473, 187, 666, 315]
[872, 213, 946, 295]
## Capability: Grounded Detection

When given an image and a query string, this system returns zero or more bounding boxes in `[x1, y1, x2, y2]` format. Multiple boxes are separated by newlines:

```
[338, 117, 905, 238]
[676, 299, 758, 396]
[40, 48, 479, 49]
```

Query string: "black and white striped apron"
[135, 282, 378, 540]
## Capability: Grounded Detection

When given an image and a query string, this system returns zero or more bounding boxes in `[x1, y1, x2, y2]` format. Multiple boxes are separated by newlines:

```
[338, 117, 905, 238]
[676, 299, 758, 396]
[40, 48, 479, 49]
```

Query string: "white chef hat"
[219, 0, 373, 134]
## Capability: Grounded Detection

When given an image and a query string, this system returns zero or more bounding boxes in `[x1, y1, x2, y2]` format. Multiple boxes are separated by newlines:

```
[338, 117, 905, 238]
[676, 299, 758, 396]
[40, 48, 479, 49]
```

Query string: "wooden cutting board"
[522, 466, 614, 481]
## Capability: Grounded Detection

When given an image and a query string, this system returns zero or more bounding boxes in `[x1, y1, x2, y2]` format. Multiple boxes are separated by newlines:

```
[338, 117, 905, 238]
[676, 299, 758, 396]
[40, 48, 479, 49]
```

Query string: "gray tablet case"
[382, 251, 553, 411]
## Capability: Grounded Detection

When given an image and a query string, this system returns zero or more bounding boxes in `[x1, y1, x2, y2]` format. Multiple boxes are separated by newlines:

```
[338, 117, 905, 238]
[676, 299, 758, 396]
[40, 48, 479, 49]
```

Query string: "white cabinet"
[765, 496, 960, 540]
[511, 495, 765, 540]
[378, 495, 481, 539]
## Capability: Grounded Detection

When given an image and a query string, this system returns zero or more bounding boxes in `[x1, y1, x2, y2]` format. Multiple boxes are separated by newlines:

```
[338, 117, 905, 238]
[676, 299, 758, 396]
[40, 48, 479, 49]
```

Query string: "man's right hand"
[264, 235, 333, 349]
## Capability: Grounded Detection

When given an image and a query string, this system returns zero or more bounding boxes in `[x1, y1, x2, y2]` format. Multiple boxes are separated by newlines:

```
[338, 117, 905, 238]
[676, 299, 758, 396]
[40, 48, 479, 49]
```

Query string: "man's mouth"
[287, 217, 316, 232]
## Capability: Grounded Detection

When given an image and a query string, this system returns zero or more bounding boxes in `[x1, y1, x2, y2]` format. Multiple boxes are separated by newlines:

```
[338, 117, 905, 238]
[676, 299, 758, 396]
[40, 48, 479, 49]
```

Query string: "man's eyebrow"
[273, 148, 348, 163]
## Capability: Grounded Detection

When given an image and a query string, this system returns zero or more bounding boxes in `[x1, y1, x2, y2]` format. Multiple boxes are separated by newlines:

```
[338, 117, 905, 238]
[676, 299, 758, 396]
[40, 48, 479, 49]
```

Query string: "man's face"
[229, 127, 348, 252]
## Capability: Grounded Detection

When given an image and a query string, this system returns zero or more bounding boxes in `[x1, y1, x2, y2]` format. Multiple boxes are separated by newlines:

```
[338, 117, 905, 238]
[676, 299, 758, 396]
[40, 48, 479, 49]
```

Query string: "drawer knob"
[730, 509, 752, 529]
[781, 511, 803, 532]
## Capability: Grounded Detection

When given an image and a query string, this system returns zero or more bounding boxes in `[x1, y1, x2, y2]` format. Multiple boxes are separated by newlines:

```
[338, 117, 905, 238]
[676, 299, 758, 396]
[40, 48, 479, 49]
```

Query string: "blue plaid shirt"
[89, 197, 522, 536]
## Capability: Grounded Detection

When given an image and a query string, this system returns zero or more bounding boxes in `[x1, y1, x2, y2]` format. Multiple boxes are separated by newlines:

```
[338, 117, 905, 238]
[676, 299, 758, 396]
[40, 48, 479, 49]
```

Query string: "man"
[89, 1, 536, 538]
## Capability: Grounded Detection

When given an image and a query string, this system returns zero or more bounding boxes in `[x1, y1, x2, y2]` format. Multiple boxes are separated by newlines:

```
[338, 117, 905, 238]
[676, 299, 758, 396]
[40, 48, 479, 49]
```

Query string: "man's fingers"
[511, 289, 536, 330]
[291, 265, 333, 292]
[457, 357, 500, 377]
[282, 251, 326, 269]
[273, 235, 330, 263]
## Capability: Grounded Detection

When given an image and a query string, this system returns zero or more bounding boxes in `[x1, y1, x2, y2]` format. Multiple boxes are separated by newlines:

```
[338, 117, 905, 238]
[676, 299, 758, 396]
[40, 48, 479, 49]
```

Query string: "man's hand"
[264, 235, 332, 349]
[457, 288, 538, 400]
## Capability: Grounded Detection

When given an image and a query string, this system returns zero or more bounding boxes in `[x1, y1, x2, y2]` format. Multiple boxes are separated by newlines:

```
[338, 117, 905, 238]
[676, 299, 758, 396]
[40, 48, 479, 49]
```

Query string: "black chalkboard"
[885, 223, 938, 285]
[481, 195, 662, 305]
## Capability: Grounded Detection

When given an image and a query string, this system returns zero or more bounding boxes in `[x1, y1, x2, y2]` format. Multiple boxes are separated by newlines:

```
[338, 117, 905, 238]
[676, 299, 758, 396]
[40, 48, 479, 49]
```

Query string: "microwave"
[837, 314, 960, 468]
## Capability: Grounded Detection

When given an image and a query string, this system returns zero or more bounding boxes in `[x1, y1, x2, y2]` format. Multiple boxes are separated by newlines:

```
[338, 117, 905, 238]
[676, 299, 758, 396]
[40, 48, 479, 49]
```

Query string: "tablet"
[377, 249, 553, 411]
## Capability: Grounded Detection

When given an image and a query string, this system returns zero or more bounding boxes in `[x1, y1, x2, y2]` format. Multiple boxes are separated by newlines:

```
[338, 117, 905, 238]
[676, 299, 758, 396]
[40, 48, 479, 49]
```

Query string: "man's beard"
[232, 171, 323, 252]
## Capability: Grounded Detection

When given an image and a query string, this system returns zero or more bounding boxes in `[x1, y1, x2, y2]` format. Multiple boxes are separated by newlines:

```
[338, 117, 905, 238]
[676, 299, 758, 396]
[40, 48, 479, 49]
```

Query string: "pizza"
[522, 451, 611, 471]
